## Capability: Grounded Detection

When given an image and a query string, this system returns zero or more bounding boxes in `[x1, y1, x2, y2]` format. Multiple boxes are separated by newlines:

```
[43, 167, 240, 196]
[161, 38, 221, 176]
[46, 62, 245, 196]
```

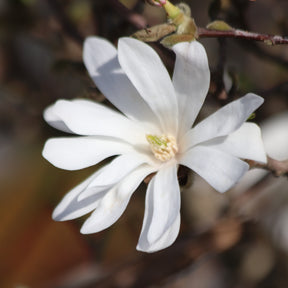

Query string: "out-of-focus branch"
[257, 81, 288, 98]
[247, 156, 288, 177]
[198, 27, 288, 45]
[69, 218, 242, 288]
[206, 0, 288, 70]
[210, 38, 229, 102]
[46, 0, 84, 44]
[236, 39, 288, 70]
[230, 157, 288, 216]
[108, 0, 147, 29]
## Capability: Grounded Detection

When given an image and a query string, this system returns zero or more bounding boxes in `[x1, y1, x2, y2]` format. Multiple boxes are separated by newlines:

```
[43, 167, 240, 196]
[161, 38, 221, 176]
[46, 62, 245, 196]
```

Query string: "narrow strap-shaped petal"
[180, 146, 249, 193]
[84, 36, 156, 125]
[260, 112, 288, 161]
[43, 105, 72, 133]
[52, 169, 109, 221]
[42, 136, 132, 170]
[137, 213, 180, 253]
[172, 41, 210, 136]
[47, 99, 148, 145]
[182, 93, 264, 151]
[137, 163, 180, 248]
[83, 37, 159, 126]
[118, 37, 178, 135]
[83, 153, 152, 195]
[202, 122, 267, 163]
[80, 165, 156, 234]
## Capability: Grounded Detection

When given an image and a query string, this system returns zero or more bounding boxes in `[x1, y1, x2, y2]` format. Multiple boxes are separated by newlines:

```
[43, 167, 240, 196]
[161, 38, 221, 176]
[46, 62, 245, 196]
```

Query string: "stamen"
[146, 134, 178, 162]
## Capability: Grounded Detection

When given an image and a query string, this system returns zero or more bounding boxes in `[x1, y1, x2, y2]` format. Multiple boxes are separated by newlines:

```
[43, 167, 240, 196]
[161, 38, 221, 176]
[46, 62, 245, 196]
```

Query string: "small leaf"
[131, 24, 176, 42]
[207, 20, 233, 31]
[264, 39, 273, 46]
[247, 113, 256, 120]
[161, 34, 195, 48]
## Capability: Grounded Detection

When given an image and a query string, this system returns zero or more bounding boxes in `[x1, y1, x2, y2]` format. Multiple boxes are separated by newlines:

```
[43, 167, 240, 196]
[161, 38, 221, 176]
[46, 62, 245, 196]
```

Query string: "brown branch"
[65, 218, 242, 288]
[198, 27, 288, 45]
[247, 156, 288, 177]
[46, 0, 84, 45]
[231, 157, 288, 211]
[198, 27, 288, 69]
[257, 81, 288, 98]
[210, 38, 229, 102]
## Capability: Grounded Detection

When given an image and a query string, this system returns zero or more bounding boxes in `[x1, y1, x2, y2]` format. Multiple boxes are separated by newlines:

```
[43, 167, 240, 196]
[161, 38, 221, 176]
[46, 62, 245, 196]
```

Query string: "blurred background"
[1, 0, 288, 287]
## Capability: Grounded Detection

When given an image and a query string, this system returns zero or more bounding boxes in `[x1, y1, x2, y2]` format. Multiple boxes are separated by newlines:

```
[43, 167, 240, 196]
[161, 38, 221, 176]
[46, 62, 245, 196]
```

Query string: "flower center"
[146, 134, 178, 162]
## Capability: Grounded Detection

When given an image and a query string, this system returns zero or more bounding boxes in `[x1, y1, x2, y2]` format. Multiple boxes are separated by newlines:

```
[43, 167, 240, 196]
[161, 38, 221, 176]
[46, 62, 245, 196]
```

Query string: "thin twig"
[230, 157, 288, 212]
[199, 27, 288, 70]
[247, 156, 288, 177]
[198, 27, 288, 45]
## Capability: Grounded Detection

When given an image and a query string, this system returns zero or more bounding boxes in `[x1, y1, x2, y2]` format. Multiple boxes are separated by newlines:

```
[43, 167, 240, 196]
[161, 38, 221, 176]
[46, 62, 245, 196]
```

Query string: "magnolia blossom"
[42, 36, 266, 252]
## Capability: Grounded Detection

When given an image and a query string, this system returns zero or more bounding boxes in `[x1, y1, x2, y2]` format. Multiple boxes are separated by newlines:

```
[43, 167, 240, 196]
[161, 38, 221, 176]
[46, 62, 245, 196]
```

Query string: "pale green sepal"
[206, 20, 233, 31]
[161, 34, 195, 48]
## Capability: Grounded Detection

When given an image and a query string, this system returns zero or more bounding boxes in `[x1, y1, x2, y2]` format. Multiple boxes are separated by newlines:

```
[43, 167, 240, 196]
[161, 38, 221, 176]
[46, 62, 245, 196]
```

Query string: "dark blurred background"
[1, 0, 288, 287]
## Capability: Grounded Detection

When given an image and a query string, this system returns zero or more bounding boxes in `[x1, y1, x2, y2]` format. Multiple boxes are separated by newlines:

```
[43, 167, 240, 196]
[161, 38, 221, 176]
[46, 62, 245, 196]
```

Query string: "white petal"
[52, 170, 108, 221]
[82, 153, 152, 197]
[83, 37, 158, 126]
[137, 164, 180, 247]
[202, 122, 267, 163]
[180, 146, 249, 193]
[172, 41, 210, 135]
[118, 37, 178, 135]
[260, 112, 288, 161]
[137, 214, 180, 253]
[233, 112, 288, 193]
[42, 136, 131, 170]
[80, 165, 155, 234]
[48, 99, 147, 144]
[182, 93, 264, 150]
[44, 104, 72, 133]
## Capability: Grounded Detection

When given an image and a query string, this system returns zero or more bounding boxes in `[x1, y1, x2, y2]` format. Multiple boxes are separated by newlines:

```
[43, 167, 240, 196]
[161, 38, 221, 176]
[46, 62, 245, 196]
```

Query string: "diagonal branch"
[247, 156, 288, 177]
[198, 27, 288, 45]
[46, 0, 84, 45]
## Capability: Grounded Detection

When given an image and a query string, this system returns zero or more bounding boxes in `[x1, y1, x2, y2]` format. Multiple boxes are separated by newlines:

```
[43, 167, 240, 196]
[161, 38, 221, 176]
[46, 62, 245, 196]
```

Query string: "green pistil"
[146, 135, 168, 148]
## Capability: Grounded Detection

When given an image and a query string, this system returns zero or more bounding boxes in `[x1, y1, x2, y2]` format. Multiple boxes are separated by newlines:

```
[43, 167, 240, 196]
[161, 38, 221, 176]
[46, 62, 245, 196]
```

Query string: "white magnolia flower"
[43, 36, 266, 252]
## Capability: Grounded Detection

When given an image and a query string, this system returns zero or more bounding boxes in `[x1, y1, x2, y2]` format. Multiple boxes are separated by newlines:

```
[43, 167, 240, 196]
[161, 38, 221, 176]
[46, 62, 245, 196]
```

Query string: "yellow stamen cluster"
[146, 134, 178, 162]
